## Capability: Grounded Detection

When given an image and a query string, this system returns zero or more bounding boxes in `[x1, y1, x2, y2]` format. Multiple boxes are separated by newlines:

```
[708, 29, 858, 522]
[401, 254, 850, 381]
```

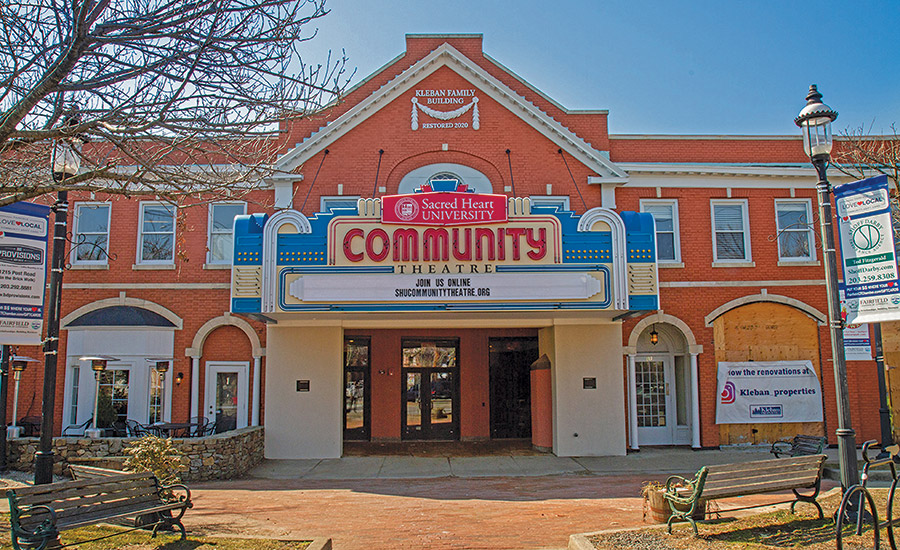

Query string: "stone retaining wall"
[7, 426, 264, 481]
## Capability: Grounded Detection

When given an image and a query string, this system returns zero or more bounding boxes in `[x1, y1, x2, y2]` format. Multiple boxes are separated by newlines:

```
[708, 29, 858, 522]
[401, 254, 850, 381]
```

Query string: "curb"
[568, 533, 594, 550]
[306, 537, 332, 550]
[569, 524, 668, 550]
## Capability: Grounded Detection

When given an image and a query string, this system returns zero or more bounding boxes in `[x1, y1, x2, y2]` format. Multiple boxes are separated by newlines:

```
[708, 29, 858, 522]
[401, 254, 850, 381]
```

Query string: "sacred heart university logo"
[720, 381, 736, 404]
[394, 197, 419, 222]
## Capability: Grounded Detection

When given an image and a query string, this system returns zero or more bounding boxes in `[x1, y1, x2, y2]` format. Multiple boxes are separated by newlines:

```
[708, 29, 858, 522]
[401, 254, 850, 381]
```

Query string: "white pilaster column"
[252, 356, 261, 426]
[190, 356, 201, 419]
[626, 354, 639, 451]
[691, 352, 701, 449]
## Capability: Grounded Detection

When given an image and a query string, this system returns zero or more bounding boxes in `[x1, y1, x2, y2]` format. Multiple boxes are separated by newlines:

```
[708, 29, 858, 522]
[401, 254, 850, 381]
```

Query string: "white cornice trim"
[611, 134, 800, 140]
[277, 43, 627, 179]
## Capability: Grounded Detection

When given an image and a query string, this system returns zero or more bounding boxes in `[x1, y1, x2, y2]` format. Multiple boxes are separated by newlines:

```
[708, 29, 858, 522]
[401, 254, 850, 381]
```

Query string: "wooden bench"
[663, 454, 827, 535]
[7, 471, 192, 550]
[770, 434, 827, 458]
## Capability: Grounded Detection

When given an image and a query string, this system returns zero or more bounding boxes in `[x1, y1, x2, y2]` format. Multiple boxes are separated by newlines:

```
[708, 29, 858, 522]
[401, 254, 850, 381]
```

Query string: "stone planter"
[645, 488, 705, 523]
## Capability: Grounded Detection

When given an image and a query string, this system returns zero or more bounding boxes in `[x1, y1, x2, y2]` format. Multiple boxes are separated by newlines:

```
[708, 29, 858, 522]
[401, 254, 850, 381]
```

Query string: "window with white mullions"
[72, 203, 110, 264]
[208, 202, 245, 264]
[139, 202, 176, 263]
[711, 200, 751, 262]
[641, 199, 680, 262]
[98, 369, 130, 426]
[775, 199, 815, 261]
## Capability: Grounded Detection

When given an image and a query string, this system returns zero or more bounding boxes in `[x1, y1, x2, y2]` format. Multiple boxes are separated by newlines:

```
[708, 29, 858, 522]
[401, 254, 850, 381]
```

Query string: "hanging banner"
[0, 202, 51, 345]
[835, 175, 900, 324]
[715, 360, 824, 424]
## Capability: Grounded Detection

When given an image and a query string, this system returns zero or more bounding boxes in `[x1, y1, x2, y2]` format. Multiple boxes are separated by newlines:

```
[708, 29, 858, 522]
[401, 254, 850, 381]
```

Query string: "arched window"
[397, 164, 492, 194]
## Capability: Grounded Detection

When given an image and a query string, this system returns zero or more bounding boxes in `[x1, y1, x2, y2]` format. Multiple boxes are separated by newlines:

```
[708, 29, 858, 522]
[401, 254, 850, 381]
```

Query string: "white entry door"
[204, 362, 249, 433]
[635, 355, 692, 446]
[635, 357, 676, 445]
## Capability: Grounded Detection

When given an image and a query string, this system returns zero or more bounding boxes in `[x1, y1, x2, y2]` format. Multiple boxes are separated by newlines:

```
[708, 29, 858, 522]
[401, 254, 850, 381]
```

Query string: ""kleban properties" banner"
[715, 360, 823, 424]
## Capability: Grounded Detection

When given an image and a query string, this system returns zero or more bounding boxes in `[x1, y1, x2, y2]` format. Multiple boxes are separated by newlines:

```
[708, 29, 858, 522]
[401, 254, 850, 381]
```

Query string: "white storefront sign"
[289, 272, 604, 303]
[715, 360, 824, 424]
[0, 202, 51, 345]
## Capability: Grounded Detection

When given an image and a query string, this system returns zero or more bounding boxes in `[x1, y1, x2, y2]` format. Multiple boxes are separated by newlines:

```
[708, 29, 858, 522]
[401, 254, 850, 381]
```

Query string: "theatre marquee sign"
[230, 188, 658, 315]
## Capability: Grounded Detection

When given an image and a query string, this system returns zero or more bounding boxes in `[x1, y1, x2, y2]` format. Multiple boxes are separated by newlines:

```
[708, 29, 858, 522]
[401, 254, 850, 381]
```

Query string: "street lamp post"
[6, 356, 38, 439]
[795, 84, 859, 495]
[34, 116, 82, 484]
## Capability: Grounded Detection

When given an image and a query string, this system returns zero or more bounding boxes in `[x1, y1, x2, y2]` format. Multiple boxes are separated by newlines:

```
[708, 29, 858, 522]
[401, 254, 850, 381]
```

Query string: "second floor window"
[208, 203, 245, 264]
[711, 200, 751, 262]
[72, 203, 110, 264]
[775, 199, 815, 261]
[641, 200, 680, 262]
[139, 203, 175, 263]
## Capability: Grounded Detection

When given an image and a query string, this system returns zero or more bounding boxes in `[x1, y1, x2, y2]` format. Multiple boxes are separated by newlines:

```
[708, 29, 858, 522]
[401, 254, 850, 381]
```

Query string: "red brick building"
[6, 34, 883, 459]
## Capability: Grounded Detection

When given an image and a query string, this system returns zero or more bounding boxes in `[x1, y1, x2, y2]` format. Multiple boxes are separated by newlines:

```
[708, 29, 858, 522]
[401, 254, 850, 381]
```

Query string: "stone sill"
[132, 263, 176, 270]
[712, 261, 755, 268]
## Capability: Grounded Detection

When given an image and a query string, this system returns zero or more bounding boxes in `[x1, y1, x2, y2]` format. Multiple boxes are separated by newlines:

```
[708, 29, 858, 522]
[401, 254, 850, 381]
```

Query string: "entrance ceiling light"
[649, 325, 659, 346]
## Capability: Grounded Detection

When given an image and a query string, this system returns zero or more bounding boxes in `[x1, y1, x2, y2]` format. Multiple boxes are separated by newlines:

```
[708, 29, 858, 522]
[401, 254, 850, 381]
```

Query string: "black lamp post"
[794, 85, 859, 495]
[34, 115, 82, 484]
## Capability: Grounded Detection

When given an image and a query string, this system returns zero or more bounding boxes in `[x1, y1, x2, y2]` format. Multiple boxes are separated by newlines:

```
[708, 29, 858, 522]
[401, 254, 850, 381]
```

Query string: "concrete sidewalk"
[249, 445, 848, 480]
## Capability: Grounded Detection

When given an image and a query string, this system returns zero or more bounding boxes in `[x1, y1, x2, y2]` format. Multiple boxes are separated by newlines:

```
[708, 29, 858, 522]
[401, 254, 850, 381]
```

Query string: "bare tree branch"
[0, 0, 352, 207]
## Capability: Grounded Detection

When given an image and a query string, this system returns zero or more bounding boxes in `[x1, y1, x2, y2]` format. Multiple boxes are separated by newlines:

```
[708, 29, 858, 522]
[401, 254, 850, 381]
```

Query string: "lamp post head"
[146, 358, 173, 376]
[51, 113, 83, 182]
[795, 84, 838, 161]
[10, 356, 38, 380]
[79, 355, 118, 373]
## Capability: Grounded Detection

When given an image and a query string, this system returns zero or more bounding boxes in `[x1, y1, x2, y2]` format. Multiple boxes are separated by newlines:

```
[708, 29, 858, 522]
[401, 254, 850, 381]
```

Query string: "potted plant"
[641, 481, 706, 523]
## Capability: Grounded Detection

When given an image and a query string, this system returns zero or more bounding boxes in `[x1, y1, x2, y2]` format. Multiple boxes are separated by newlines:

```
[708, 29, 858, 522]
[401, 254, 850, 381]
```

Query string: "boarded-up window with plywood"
[713, 301, 825, 445]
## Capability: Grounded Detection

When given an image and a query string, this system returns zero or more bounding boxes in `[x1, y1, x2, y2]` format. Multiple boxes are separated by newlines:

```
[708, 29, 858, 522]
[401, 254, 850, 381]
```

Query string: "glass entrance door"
[204, 362, 249, 433]
[402, 339, 459, 440]
[635, 358, 674, 445]
[344, 337, 370, 440]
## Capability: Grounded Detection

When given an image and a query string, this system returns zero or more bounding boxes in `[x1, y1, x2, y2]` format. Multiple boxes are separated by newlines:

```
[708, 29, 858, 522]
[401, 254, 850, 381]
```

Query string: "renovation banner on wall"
[0, 202, 51, 345]
[835, 175, 900, 324]
[716, 360, 824, 424]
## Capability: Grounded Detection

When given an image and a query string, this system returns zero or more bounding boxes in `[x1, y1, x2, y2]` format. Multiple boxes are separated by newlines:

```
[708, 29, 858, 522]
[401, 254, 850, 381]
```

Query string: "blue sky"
[305, 1, 900, 136]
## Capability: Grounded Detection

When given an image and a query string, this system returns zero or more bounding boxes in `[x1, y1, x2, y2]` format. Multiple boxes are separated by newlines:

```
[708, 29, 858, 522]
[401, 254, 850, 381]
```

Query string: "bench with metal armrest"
[663, 454, 827, 535]
[7, 471, 192, 550]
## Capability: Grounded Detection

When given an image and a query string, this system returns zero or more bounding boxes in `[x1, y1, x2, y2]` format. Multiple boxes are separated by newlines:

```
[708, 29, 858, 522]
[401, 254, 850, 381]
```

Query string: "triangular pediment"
[276, 43, 627, 180]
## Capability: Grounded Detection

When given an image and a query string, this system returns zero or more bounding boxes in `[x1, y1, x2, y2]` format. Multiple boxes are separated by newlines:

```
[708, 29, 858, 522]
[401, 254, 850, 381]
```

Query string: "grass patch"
[0, 513, 311, 550]
[592, 489, 899, 550]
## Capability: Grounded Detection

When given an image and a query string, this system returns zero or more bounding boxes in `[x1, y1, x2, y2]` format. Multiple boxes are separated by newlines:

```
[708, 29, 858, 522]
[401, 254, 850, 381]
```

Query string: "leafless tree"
[0, 0, 351, 207]
[834, 125, 900, 192]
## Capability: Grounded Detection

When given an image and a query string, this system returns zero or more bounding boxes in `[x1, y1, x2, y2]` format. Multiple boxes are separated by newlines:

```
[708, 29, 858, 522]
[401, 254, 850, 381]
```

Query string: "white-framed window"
[98, 369, 130, 426]
[207, 202, 245, 265]
[641, 199, 681, 263]
[775, 199, 815, 262]
[148, 369, 164, 424]
[320, 196, 360, 213]
[711, 199, 751, 262]
[138, 202, 176, 264]
[530, 196, 571, 211]
[72, 203, 111, 264]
